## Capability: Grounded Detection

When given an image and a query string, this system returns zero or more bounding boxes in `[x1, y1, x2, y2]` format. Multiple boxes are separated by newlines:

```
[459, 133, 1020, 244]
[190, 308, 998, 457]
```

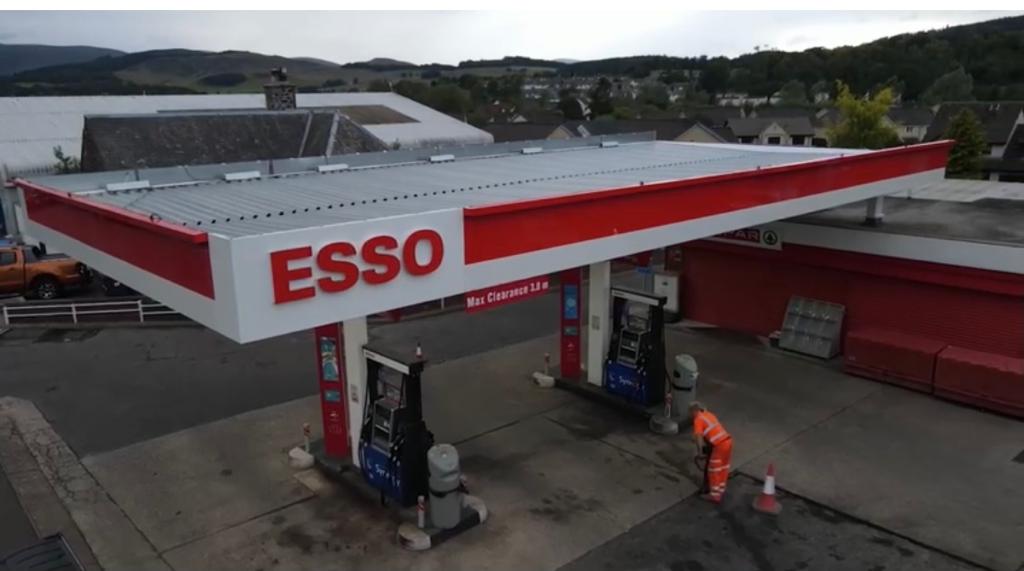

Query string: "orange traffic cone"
[752, 463, 782, 515]
[415, 342, 423, 360]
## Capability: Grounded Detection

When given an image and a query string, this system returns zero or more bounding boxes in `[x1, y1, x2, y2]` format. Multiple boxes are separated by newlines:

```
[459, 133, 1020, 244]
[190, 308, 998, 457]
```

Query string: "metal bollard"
[302, 423, 311, 453]
[417, 495, 426, 529]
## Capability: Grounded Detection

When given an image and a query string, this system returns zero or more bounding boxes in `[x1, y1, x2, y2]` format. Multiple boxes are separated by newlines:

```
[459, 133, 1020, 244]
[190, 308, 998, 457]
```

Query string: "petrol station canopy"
[15, 134, 952, 343]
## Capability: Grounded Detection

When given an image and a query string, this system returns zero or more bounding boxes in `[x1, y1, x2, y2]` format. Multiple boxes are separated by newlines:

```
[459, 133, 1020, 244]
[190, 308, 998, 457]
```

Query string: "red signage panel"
[560, 268, 582, 379]
[465, 275, 550, 313]
[314, 323, 349, 458]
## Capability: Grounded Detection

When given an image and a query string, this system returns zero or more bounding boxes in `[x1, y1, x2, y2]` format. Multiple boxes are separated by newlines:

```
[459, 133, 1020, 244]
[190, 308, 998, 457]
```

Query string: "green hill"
[0, 43, 123, 76]
[3, 14, 1023, 100]
[559, 15, 1024, 101]
[3, 48, 348, 95]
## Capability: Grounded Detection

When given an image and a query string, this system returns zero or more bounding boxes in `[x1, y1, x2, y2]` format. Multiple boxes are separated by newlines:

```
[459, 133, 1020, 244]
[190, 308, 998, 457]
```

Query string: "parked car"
[100, 274, 138, 297]
[0, 244, 91, 299]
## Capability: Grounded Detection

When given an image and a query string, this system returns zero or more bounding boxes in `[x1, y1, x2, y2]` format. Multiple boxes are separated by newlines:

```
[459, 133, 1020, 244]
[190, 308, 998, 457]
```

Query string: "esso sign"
[269, 229, 444, 304]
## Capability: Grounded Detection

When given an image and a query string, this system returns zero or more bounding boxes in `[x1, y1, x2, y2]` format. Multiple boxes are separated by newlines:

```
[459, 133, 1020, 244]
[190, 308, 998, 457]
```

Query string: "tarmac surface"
[558, 475, 980, 571]
[0, 290, 559, 456]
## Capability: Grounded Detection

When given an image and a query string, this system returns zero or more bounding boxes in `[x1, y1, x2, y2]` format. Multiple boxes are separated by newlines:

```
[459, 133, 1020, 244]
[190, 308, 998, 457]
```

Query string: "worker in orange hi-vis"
[689, 401, 733, 504]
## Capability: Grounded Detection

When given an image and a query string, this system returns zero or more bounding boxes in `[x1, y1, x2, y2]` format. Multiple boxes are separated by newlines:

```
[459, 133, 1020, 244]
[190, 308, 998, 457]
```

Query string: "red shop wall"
[678, 243, 1024, 358]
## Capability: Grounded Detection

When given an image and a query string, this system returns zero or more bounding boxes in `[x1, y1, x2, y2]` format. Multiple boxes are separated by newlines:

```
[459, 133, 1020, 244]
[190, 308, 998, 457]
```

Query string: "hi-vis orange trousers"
[707, 437, 733, 502]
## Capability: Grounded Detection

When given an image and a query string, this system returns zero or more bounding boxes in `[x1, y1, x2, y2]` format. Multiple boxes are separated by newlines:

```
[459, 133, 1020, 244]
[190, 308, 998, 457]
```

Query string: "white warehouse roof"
[0, 92, 492, 177]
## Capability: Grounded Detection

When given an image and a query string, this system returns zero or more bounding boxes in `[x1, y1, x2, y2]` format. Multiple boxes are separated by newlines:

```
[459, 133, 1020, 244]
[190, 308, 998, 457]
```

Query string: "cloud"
[0, 10, 1021, 63]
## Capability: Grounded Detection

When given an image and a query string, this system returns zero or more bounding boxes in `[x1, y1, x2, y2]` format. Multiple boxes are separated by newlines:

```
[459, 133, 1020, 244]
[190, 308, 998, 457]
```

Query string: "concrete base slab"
[396, 495, 486, 551]
[419, 335, 573, 445]
[161, 415, 690, 571]
[82, 397, 319, 552]
[739, 386, 1024, 571]
[666, 328, 880, 469]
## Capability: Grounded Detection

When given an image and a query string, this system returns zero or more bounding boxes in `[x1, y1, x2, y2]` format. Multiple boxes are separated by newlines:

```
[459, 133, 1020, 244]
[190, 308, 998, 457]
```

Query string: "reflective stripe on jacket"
[693, 411, 730, 445]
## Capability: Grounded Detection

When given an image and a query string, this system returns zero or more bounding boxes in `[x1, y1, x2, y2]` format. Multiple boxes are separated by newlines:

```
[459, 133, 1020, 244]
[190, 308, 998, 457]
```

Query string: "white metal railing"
[0, 298, 185, 327]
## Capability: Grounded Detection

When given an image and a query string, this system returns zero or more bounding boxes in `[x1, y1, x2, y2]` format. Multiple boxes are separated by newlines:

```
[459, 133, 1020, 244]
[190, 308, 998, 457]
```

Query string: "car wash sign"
[465, 275, 550, 313]
[708, 226, 782, 250]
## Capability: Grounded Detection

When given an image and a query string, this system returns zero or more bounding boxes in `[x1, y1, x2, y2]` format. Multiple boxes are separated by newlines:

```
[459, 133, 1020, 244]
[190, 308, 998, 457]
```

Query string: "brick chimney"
[264, 67, 297, 111]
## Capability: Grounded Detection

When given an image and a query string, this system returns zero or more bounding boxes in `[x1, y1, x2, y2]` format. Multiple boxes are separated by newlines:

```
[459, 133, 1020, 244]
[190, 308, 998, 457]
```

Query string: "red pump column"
[313, 323, 350, 458]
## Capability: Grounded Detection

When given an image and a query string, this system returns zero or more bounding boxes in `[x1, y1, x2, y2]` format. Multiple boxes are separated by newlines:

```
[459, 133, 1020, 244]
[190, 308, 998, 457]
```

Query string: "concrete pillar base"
[397, 495, 487, 551]
[649, 415, 679, 435]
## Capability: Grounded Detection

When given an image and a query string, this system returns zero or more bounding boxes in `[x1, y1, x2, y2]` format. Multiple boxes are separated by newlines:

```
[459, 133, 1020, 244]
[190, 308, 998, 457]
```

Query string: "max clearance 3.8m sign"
[465, 275, 550, 313]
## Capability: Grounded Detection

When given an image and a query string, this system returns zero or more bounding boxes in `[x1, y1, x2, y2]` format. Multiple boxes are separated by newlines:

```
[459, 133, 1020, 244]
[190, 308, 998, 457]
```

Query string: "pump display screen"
[624, 301, 650, 332]
[376, 367, 404, 404]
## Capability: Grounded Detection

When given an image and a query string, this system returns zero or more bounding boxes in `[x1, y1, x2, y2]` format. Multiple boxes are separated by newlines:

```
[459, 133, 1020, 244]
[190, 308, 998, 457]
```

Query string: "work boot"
[699, 493, 723, 504]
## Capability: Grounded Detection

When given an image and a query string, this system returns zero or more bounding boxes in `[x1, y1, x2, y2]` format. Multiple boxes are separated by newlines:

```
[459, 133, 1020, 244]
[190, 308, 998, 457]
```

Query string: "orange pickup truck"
[0, 245, 91, 299]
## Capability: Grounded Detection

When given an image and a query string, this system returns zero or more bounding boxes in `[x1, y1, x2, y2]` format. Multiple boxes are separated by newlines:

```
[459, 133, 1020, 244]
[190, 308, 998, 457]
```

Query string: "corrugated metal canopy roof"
[31, 136, 854, 239]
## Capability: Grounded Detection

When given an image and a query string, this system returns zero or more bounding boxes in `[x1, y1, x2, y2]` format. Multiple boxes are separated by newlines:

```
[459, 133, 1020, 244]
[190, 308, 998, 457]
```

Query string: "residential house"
[885, 106, 933, 143]
[560, 119, 728, 143]
[747, 106, 815, 120]
[666, 84, 689, 103]
[717, 92, 770, 107]
[992, 124, 1024, 182]
[729, 117, 815, 146]
[813, 107, 840, 145]
[925, 102, 1024, 181]
[79, 110, 388, 172]
[680, 106, 743, 128]
[482, 123, 573, 143]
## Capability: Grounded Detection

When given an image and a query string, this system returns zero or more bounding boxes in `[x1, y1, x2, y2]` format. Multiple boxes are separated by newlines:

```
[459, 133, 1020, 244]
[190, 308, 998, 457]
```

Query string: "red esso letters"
[270, 229, 444, 304]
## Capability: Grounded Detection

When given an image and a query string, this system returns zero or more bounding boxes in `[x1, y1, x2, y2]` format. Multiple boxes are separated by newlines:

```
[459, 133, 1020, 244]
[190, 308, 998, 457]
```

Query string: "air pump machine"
[604, 287, 667, 406]
[358, 346, 433, 507]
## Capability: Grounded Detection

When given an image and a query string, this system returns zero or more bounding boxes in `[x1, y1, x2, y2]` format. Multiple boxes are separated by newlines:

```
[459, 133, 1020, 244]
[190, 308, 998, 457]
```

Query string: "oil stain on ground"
[276, 525, 316, 553]
[530, 487, 605, 523]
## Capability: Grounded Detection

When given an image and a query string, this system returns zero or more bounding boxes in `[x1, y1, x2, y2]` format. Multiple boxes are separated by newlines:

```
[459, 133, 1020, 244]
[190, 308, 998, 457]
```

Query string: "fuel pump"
[358, 346, 433, 507]
[604, 288, 667, 406]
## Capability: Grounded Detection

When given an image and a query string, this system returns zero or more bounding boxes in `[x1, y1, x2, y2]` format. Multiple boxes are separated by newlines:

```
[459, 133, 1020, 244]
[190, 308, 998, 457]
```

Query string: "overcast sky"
[1, 11, 1020, 64]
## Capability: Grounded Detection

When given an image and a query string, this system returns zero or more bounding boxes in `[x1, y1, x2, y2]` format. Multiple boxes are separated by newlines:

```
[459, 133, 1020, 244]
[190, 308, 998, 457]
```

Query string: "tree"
[483, 75, 524, 109]
[425, 84, 472, 116]
[920, 67, 974, 105]
[827, 82, 902, 149]
[699, 58, 730, 98]
[457, 74, 480, 91]
[637, 83, 670, 110]
[366, 79, 391, 92]
[53, 146, 80, 174]
[873, 76, 905, 102]
[557, 87, 586, 120]
[612, 106, 635, 119]
[810, 80, 831, 103]
[775, 80, 808, 106]
[393, 80, 429, 103]
[588, 77, 614, 117]
[944, 109, 987, 179]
